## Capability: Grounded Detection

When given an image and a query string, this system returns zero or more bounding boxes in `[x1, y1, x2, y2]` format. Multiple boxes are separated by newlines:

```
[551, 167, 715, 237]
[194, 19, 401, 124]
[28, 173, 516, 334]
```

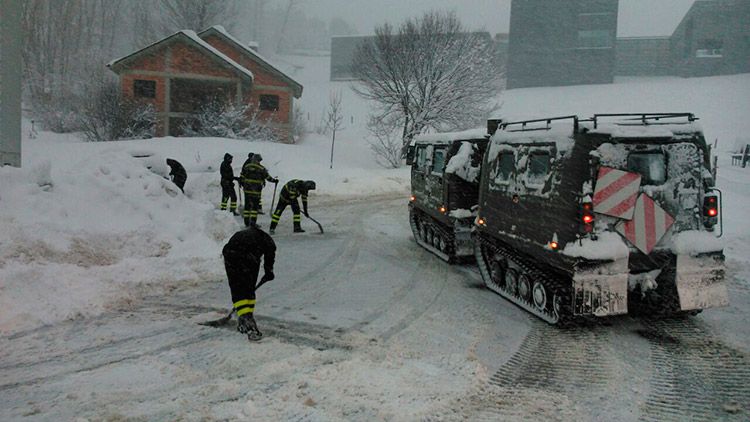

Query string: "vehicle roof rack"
[592, 113, 697, 129]
[498, 115, 580, 133]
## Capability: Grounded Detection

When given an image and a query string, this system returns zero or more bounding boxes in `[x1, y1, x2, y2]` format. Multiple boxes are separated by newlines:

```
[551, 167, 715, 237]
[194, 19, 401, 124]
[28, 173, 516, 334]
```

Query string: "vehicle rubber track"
[638, 317, 750, 421]
[474, 233, 571, 325]
[409, 207, 456, 263]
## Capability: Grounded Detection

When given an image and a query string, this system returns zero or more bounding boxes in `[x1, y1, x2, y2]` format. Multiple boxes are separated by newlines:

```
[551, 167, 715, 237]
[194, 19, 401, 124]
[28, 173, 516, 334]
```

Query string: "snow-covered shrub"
[77, 82, 156, 142]
[180, 99, 277, 141]
[291, 103, 308, 142]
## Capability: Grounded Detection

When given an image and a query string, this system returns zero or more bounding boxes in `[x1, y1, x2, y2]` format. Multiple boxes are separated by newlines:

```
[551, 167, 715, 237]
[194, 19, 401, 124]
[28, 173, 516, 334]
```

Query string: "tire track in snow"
[638, 317, 750, 421]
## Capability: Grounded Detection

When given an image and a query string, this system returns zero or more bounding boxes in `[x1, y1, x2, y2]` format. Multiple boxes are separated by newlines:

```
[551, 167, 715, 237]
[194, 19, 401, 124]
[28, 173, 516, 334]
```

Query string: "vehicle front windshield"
[627, 151, 666, 185]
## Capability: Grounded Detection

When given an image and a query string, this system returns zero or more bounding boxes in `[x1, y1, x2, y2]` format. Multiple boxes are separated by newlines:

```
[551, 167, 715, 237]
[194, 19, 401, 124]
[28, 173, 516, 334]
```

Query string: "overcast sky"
[302, 0, 696, 38]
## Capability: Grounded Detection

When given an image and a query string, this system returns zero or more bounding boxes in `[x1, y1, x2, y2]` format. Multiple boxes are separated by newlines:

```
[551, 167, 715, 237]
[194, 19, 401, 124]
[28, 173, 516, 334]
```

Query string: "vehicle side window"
[432, 148, 446, 176]
[526, 152, 550, 187]
[493, 152, 515, 186]
[627, 151, 666, 185]
[415, 147, 426, 172]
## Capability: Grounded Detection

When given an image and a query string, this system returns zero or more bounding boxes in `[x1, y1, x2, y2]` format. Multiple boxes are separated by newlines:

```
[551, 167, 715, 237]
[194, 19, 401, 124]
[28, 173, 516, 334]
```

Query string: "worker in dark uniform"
[222, 226, 276, 341]
[166, 158, 187, 193]
[240, 154, 277, 227]
[220, 153, 240, 215]
[269, 179, 316, 234]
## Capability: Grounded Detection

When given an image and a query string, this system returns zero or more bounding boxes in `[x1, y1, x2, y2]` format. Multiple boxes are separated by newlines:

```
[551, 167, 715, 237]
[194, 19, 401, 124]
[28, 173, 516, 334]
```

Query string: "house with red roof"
[108, 26, 303, 142]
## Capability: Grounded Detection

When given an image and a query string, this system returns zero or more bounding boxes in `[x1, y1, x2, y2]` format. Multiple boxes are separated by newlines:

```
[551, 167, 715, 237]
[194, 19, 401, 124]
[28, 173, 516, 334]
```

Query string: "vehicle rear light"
[580, 200, 595, 233]
[439, 205, 447, 214]
[476, 216, 486, 226]
[703, 193, 719, 228]
[410, 195, 416, 202]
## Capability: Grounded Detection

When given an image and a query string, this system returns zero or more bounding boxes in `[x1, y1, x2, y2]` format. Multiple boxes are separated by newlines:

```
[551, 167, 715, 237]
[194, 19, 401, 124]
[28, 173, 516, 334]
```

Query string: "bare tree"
[366, 115, 405, 169]
[77, 81, 156, 142]
[325, 90, 344, 169]
[22, 0, 125, 131]
[275, 0, 301, 53]
[159, 0, 238, 32]
[351, 11, 501, 153]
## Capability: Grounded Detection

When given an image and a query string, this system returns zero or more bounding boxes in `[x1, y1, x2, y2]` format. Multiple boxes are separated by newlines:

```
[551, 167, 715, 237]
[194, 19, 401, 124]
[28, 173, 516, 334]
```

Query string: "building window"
[577, 30, 612, 49]
[259, 94, 280, 111]
[134, 79, 156, 98]
[696, 39, 723, 58]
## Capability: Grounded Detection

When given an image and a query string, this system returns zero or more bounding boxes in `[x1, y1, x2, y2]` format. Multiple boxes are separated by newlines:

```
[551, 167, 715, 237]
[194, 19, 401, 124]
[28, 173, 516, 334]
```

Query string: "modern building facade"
[615, 37, 672, 76]
[670, 0, 750, 77]
[0, 0, 22, 167]
[506, 0, 619, 89]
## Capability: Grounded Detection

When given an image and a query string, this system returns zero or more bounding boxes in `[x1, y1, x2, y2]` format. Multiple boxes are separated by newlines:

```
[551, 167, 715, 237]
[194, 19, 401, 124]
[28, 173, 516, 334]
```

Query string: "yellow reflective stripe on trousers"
[236, 307, 254, 316]
[234, 299, 256, 308]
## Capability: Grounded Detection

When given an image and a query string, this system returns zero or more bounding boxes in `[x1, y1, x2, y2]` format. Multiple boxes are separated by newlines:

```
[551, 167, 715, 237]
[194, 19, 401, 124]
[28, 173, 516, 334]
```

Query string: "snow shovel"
[235, 181, 242, 214]
[270, 180, 279, 212]
[198, 274, 274, 327]
[305, 213, 325, 234]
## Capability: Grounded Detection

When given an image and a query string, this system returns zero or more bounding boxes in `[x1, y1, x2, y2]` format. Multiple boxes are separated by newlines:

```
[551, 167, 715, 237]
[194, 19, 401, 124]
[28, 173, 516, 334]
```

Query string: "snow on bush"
[180, 99, 277, 142]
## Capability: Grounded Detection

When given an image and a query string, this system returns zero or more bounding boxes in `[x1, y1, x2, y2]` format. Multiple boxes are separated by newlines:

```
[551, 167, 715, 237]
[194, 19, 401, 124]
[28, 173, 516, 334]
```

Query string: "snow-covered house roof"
[198, 25, 303, 98]
[107, 30, 254, 82]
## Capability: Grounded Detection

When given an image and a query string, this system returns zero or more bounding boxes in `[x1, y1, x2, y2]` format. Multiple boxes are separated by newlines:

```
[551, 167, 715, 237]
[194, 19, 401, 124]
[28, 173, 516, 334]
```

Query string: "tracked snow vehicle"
[473, 113, 727, 324]
[407, 129, 489, 262]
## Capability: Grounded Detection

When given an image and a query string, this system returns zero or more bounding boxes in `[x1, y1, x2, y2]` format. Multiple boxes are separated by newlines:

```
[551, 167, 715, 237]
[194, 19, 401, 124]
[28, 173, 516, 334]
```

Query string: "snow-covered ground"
[1, 54, 749, 420]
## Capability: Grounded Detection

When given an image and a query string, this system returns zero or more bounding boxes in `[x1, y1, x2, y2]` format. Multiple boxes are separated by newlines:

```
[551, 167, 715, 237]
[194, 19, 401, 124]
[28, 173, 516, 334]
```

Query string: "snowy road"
[2, 196, 749, 421]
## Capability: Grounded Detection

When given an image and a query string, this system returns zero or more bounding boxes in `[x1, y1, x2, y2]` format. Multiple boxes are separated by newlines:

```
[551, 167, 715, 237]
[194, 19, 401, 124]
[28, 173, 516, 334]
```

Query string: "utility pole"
[0, 0, 22, 167]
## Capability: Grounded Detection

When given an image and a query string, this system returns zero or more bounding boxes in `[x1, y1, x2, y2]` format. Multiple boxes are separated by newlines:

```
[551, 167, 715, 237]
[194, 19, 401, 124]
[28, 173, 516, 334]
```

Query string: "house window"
[259, 94, 280, 111]
[133, 79, 156, 98]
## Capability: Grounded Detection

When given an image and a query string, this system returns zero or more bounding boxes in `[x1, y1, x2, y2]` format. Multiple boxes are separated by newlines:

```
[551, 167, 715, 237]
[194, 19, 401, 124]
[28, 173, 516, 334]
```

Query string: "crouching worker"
[269, 180, 316, 234]
[166, 158, 187, 193]
[222, 225, 276, 341]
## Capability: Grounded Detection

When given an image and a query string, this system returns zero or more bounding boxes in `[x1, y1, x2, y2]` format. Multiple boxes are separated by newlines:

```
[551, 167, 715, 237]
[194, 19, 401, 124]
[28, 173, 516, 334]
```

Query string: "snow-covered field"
[1, 54, 749, 420]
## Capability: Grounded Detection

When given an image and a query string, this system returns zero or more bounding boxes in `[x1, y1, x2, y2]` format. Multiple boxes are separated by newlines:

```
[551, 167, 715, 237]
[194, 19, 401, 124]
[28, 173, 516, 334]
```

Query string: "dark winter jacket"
[280, 179, 315, 214]
[241, 155, 276, 190]
[220, 154, 236, 185]
[166, 158, 187, 188]
[222, 226, 276, 273]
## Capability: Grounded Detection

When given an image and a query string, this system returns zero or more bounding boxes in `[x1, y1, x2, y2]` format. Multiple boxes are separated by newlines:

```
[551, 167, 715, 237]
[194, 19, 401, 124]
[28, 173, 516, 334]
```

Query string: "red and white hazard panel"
[593, 167, 641, 220]
[616, 194, 674, 254]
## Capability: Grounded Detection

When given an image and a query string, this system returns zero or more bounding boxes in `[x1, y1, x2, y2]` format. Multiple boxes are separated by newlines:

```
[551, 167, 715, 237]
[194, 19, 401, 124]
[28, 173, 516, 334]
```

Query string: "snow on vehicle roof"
[412, 128, 488, 145]
[586, 121, 704, 139]
[489, 118, 576, 154]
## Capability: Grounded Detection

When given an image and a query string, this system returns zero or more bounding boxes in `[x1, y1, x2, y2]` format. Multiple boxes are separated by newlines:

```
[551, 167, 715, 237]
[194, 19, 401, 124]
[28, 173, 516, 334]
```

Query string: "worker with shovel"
[269, 179, 317, 235]
[221, 225, 276, 341]
[240, 154, 278, 227]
